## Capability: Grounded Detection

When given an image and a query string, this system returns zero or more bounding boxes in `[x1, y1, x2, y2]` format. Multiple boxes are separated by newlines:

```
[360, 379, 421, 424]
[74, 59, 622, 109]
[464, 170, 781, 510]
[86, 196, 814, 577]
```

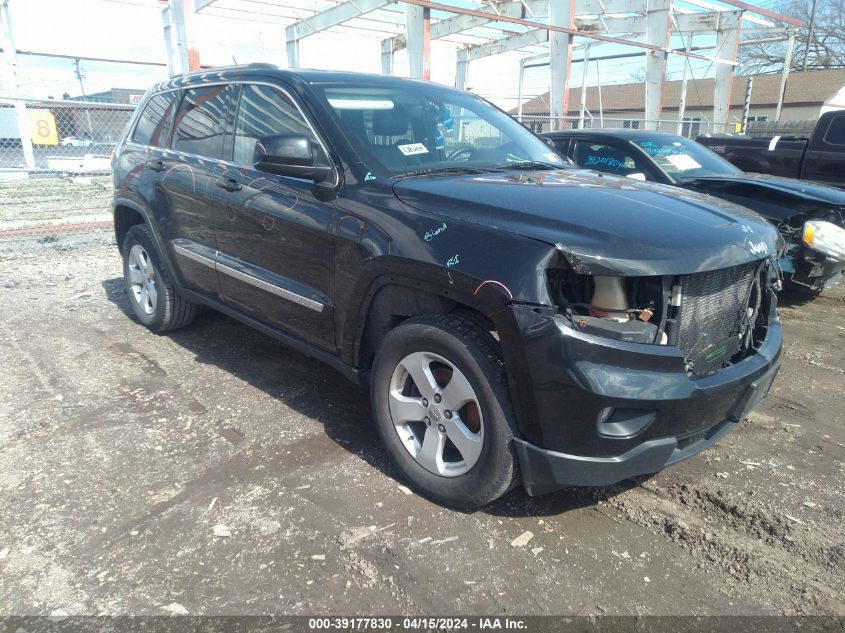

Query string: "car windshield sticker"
[666, 154, 702, 170]
[364, 172, 376, 181]
[397, 143, 429, 156]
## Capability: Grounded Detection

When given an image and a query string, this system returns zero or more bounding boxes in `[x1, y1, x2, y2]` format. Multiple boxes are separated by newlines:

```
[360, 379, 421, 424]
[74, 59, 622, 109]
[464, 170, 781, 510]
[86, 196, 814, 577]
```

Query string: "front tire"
[121, 224, 197, 332]
[370, 314, 519, 509]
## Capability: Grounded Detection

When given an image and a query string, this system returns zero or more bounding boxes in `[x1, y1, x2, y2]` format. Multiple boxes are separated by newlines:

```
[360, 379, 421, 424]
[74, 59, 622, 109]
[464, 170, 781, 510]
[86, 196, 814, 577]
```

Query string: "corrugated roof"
[515, 68, 845, 115]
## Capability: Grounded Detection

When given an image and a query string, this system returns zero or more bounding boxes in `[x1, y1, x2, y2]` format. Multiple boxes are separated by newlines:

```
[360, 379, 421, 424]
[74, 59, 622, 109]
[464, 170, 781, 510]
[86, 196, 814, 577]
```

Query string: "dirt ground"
[0, 234, 843, 617]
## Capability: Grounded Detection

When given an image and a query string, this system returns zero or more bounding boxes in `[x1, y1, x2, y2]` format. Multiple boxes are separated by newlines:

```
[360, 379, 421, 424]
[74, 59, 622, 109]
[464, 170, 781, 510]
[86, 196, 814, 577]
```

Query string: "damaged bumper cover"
[508, 291, 782, 497]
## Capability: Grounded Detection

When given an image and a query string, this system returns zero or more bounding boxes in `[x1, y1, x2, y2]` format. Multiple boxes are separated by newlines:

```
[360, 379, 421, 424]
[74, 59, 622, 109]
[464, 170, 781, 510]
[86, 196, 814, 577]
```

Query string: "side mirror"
[254, 134, 333, 182]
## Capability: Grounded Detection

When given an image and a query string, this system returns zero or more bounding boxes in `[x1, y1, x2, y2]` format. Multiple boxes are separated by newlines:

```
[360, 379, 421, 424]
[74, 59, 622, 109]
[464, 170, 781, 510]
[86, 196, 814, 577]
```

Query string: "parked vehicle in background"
[112, 65, 782, 508]
[60, 135, 93, 147]
[696, 110, 845, 190]
[544, 129, 845, 293]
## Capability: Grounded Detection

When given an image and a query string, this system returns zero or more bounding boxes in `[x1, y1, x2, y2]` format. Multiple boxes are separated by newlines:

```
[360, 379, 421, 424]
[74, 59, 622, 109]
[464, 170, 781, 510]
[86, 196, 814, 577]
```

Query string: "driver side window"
[573, 141, 647, 179]
[233, 84, 328, 167]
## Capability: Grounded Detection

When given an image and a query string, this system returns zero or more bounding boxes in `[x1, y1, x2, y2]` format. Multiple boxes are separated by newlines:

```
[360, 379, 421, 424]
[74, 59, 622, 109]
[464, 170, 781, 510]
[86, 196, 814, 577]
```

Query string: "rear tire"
[121, 224, 197, 332]
[370, 313, 519, 509]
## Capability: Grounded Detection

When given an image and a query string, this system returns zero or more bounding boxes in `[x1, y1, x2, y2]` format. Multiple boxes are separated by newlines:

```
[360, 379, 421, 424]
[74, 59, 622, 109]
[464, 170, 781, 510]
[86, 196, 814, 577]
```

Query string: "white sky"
[3, 0, 771, 110]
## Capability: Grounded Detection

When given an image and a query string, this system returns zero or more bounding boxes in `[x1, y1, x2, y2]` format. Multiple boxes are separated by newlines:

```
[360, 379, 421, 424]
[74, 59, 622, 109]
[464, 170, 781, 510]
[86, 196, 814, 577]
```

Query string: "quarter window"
[171, 86, 230, 159]
[233, 84, 328, 168]
[132, 92, 177, 147]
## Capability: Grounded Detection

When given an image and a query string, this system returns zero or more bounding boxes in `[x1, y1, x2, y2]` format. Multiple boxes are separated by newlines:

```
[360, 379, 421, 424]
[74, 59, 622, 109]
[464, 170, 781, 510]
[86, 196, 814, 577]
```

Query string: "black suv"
[112, 65, 782, 509]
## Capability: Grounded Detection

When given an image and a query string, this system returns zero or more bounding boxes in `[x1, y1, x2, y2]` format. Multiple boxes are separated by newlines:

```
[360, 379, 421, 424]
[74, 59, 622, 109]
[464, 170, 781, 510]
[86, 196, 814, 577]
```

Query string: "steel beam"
[386, 0, 651, 52]
[455, 47, 469, 90]
[713, 10, 742, 132]
[405, 3, 430, 79]
[645, 0, 672, 131]
[167, 0, 191, 74]
[549, 0, 575, 131]
[286, 0, 392, 68]
[381, 38, 394, 74]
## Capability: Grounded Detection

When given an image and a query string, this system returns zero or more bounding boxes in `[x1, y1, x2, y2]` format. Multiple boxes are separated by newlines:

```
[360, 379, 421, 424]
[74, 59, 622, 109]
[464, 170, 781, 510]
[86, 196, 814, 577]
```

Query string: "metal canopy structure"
[179, 0, 801, 132]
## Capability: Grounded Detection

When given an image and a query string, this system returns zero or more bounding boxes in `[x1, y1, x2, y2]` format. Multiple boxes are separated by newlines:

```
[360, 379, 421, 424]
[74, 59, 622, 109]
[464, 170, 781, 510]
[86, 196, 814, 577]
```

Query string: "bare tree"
[738, 0, 845, 74]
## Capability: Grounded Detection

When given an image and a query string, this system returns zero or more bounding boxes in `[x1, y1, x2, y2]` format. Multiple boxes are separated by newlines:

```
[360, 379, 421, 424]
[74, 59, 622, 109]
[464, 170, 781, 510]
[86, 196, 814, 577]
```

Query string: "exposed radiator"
[677, 262, 758, 374]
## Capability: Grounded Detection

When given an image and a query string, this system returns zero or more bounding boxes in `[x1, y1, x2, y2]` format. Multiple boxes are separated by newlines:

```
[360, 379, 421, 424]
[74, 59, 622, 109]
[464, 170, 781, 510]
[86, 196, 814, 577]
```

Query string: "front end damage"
[780, 209, 845, 292]
[505, 249, 782, 497]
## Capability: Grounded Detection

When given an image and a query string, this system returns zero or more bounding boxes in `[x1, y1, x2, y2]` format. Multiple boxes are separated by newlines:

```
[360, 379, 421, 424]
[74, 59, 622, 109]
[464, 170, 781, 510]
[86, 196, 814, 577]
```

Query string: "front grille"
[677, 263, 757, 374]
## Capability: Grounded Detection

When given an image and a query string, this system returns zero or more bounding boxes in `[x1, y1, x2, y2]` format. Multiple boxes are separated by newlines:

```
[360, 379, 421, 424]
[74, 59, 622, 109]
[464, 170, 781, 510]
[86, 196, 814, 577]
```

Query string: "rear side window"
[233, 84, 328, 167]
[171, 86, 230, 158]
[131, 92, 177, 147]
[823, 116, 845, 145]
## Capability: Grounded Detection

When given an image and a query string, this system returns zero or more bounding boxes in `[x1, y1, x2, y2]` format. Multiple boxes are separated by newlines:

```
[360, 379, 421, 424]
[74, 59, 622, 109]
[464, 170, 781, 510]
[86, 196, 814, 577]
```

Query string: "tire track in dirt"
[608, 481, 845, 614]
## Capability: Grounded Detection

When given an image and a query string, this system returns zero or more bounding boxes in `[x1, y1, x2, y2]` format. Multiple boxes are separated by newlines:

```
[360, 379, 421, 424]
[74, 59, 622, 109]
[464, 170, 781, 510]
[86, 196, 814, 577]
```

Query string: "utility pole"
[677, 33, 693, 135]
[73, 57, 94, 139]
[0, 0, 34, 168]
[802, 0, 818, 71]
[578, 43, 590, 129]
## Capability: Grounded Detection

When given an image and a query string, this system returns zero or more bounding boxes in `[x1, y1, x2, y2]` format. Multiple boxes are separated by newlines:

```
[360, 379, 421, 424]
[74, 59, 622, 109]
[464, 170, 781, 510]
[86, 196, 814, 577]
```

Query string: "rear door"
[159, 84, 236, 298]
[801, 114, 845, 188]
[212, 82, 338, 350]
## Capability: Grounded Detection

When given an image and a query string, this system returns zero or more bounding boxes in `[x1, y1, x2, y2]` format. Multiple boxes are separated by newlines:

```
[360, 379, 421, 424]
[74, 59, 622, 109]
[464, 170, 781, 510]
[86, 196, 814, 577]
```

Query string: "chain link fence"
[0, 97, 133, 261]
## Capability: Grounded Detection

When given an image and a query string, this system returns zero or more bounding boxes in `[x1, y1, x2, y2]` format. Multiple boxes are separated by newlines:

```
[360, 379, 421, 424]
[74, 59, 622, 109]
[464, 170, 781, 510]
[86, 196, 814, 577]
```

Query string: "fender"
[341, 263, 514, 367]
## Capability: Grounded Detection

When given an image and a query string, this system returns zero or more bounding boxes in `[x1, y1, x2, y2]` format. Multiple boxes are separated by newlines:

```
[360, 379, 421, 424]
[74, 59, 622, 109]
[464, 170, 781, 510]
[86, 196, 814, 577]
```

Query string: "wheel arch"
[347, 272, 508, 373]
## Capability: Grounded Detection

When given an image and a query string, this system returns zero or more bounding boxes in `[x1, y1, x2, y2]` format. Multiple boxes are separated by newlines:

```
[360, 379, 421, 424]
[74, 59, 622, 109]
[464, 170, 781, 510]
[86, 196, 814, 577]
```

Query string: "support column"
[713, 10, 742, 133]
[0, 0, 34, 169]
[380, 38, 393, 74]
[549, 0, 575, 131]
[286, 24, 300, 68]
[405, 4, 430, 80]
[166, 0, 190, 75]
[645, 0, 673, 131]
[455, 48, 469, 90]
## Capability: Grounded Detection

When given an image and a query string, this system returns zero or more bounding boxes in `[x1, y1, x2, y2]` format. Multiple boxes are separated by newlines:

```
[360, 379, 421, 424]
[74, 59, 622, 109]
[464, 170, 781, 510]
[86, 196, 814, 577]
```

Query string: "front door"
[213, 82, 338, 351]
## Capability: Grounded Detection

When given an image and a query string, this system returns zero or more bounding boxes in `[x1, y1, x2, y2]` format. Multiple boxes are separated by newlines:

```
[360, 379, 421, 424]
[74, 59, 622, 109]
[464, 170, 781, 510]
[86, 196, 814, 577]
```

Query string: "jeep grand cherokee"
[112, 65, 782, 508]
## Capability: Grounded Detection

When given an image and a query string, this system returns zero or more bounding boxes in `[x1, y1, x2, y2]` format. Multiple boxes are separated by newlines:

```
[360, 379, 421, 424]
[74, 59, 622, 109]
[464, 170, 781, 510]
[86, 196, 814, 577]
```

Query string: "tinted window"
[823, 116, 845, 145]
[233, 84, 328, 167]
[132, 92, 177, 147]
[171, 86, 230, 158]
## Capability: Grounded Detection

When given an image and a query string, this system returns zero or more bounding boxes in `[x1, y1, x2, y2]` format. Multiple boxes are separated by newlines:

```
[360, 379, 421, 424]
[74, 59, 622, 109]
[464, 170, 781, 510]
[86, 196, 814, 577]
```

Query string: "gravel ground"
[0, 234, 842, 617]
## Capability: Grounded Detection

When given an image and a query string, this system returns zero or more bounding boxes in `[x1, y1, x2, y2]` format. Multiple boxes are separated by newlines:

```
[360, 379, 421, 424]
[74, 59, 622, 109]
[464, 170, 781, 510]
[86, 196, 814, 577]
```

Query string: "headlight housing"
[803, 220, 845, 262]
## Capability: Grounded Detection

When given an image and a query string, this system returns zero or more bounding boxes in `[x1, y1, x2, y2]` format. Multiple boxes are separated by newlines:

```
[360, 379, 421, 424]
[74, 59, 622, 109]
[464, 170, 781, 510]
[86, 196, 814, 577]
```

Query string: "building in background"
[515, 68, 845, 136]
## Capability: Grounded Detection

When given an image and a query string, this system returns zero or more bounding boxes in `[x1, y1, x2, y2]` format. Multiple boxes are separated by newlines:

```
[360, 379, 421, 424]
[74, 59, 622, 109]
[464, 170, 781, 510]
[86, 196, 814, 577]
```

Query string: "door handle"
[146, 159, 165, 172]
[216, 178, 242, 192]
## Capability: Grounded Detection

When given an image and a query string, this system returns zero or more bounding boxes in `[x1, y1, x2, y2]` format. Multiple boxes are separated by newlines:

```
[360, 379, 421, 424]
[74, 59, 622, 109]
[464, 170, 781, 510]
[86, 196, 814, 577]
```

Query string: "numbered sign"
[28, 109, 59, 146]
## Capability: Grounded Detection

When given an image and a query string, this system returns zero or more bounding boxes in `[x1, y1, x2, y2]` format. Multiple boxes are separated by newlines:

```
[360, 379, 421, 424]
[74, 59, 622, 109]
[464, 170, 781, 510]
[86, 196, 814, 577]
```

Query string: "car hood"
[393, 169, 780, 276]
[682, 172, 845, 206]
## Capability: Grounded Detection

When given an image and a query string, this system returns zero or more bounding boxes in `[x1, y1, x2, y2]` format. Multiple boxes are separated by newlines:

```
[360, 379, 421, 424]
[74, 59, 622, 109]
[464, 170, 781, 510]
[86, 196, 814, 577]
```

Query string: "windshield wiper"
[396, 165, 493, 178]
[490, 160, 564, 171]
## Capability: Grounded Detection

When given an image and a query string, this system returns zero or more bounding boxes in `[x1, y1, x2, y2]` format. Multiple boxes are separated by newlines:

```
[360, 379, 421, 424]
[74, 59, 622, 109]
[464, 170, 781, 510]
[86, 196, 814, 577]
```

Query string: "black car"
[112, 65, 782, 508]
[543, 129, 845, 292]
[697, 110, 845, 190]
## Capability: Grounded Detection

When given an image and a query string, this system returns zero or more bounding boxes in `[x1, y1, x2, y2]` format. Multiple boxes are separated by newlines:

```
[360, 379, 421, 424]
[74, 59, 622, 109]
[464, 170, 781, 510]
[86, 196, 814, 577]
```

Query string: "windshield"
[634, 136, 742, 180]
[315, 83, 567, 177]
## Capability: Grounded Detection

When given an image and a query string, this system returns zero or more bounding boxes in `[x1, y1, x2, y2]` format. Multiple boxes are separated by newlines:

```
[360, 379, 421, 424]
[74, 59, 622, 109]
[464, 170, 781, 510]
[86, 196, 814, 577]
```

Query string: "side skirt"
[180, 288, 367, 388]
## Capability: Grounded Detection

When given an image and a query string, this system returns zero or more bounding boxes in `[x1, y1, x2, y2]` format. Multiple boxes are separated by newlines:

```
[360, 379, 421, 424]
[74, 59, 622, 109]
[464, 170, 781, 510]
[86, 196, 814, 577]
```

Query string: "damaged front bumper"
[506, 291, 782, 497]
